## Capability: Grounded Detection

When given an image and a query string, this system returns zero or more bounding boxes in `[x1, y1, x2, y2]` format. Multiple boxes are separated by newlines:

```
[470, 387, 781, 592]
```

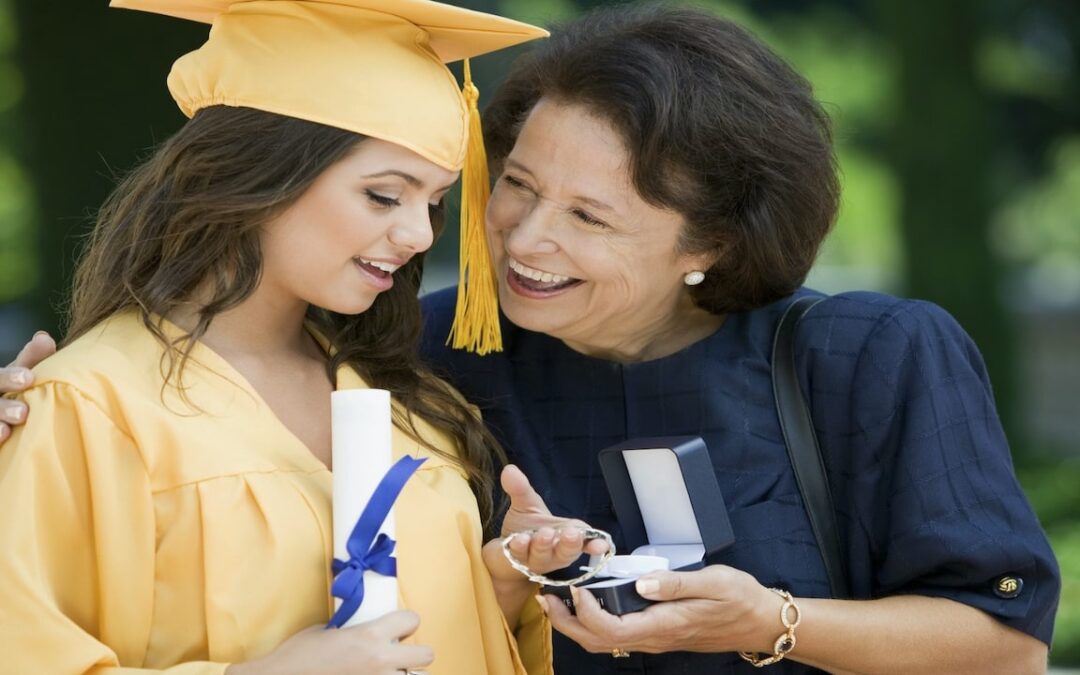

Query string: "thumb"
[635, 567, 724, 601]
[501, 464, 549, 515]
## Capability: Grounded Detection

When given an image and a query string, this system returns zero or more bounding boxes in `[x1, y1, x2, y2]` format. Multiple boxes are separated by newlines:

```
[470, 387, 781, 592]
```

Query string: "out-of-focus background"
[0, 0, 1077, 664]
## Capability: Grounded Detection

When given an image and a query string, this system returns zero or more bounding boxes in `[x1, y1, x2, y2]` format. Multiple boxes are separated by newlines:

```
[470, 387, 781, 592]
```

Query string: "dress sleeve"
[0, 381, 229, 675]
[846, 299, 1060, 645]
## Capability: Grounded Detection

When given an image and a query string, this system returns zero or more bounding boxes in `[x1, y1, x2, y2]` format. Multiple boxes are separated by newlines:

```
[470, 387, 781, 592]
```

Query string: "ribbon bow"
[327, 454, 426, 629]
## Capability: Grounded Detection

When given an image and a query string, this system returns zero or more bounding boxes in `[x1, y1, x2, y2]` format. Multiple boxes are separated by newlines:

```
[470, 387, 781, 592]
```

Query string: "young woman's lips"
[505, 265, 582, 299]
[353, 258, 394, 291]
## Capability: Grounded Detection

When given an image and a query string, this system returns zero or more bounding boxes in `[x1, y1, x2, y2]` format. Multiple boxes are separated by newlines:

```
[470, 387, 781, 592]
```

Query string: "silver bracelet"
[500, 527, 615, 587]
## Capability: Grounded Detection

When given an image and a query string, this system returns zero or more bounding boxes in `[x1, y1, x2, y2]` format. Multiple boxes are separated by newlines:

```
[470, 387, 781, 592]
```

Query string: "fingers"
[0, 399, 27, 426]
[0, 369, 31, 444]
[634, 566, 733, 602]
[365, 609, 422, 642]
[10, 332, 56, 370]
[506, 526, 594, 576]
[541, 587, 626, 654]
[553, 527, 583, 561]
[390, 643, 435, 669]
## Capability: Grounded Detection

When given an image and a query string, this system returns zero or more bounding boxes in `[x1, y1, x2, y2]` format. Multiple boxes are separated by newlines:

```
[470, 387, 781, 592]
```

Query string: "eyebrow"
[363, 170, 457, 194]
[504, 159, 616, 213]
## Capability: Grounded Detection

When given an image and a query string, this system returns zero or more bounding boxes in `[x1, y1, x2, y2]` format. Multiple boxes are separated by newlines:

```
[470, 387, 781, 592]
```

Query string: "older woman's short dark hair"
[483, 3, 840, 313]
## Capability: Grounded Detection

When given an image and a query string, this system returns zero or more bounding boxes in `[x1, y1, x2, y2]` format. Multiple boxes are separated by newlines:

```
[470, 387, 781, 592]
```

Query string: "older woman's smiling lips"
[506, 256, 582, 298]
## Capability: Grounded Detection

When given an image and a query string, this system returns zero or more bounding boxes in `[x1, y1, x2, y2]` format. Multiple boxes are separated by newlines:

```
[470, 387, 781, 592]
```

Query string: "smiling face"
[486, 99, 720, 360]
[260, 137, 459, 316]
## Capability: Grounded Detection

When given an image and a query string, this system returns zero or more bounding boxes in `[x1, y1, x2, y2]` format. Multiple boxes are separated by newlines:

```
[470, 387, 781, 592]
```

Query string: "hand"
[537, 564, 784, 655]
[0, 332, 56, 446]
[482, 465, 609, 584]
[226, 610, 433, 675]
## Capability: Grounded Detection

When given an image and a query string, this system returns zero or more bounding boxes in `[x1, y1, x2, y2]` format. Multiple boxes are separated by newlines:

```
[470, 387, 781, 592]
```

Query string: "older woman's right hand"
[0, 332, 56, 445]
[226, 610, 433, 675]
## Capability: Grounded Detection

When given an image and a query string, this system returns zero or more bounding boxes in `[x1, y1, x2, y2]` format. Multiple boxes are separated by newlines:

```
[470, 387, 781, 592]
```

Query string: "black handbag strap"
[771, 295, 850, 599]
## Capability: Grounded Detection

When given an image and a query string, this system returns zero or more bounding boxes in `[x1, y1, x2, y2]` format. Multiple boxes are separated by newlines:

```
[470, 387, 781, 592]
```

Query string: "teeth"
[357, 257, 401, 274]
[509, 257, 571, 284]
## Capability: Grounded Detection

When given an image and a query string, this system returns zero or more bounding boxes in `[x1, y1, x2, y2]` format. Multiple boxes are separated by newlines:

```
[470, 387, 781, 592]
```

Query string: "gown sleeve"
[512, 590, 554, 675]
[0, 381, 229, 675]
[844, 299, 1060, 645]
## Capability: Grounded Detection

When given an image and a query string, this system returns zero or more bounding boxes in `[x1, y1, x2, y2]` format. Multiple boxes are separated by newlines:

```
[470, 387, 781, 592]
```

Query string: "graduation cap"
[110, 0, 549, 354]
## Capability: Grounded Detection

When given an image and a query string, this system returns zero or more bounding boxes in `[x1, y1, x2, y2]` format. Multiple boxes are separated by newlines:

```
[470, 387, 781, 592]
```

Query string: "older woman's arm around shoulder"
[541, 566, 1048, 674]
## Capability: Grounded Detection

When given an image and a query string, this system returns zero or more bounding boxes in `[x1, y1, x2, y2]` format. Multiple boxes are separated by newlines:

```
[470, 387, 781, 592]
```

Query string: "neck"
[167, 283, 316, 361]
[562, 300, 725, 364]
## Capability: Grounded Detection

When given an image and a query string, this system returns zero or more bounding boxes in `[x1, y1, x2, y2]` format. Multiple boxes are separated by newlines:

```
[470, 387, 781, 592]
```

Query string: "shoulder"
[801, 291, 967, 344]
[795, 291, 980, 378]
[420, 285, 458, 326]
[419, 286, 459, 364]
[30, 312, 157, 394]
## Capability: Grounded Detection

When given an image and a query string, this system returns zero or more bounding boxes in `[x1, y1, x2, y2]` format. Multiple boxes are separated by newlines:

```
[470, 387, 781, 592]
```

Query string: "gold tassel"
[448, 58, 503, 355]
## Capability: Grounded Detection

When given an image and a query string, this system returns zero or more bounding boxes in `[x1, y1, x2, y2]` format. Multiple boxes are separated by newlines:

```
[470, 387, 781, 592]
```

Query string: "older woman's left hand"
[541, 564, 784, 655]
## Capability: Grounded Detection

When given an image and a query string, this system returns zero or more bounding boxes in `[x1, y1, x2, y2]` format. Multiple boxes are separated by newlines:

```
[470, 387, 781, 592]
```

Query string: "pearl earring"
[683, 271, 705, 286]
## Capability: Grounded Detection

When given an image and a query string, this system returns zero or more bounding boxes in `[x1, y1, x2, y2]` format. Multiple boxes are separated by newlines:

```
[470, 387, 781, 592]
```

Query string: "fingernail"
[535, 595, 550, 615]
[33, 331, 50, 339]
[5, 405, 25, 423]
[9, 369, 29, 386]
[636, 578, 660, 596]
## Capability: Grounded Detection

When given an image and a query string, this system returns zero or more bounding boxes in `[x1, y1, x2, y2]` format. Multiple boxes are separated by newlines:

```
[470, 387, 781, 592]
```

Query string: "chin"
[313, 295, 377, 317]
[499, 297, 560, 336]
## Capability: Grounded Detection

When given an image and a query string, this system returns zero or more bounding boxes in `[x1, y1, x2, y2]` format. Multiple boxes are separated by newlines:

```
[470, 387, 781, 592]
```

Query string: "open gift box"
[541, 436, 735, 615]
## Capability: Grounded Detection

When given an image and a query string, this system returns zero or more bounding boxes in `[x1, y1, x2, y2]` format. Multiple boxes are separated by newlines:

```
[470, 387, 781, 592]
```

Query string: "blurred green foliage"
[0, 0, 37, 304]
[1018, 454, 1080, 664]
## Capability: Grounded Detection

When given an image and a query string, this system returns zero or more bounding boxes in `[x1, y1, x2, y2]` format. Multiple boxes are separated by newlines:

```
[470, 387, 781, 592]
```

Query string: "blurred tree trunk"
[880, 0, 1019, 438]
[10, 4, 201, 337]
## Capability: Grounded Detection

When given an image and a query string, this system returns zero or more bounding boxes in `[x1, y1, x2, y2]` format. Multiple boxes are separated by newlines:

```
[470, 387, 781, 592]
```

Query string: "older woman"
[1, 4, 1060, 674]
[418, 4, 1059, 674]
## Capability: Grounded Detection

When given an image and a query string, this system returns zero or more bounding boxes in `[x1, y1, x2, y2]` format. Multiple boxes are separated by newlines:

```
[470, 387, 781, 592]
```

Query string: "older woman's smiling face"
[486, 99, 721, 361]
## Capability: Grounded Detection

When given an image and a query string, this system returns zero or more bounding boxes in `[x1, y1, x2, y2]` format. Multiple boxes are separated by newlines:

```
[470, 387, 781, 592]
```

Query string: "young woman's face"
[261, 138, 458, 315]
[486, 99, 715, 355]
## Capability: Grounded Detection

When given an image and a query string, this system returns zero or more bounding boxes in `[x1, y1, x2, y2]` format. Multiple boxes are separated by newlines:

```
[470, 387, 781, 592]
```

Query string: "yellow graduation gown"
[0, 311, 551, 674]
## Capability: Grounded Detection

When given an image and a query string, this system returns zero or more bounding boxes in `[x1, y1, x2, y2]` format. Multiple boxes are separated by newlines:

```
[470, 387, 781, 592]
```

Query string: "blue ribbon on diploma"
[327, 454, 426, 629]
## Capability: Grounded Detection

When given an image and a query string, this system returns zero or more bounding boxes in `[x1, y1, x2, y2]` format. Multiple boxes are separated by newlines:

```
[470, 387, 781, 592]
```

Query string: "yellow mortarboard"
[109, 0, 548, 354]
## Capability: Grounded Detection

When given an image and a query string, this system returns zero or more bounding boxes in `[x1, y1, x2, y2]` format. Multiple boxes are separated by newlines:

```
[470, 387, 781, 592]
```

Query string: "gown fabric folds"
[0, 310, 550, 675]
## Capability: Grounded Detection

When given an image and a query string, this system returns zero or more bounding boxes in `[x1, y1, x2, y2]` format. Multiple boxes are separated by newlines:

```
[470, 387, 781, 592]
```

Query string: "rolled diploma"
[331, 388, 397, 626]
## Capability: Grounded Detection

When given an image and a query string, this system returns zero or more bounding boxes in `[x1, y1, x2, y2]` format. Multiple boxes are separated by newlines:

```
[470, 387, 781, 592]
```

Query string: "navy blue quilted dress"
[420, 287, 1059, 675]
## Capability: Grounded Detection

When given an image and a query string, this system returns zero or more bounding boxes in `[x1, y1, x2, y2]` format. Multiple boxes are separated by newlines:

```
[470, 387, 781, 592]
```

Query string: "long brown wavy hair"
[68, 105, 506, 533]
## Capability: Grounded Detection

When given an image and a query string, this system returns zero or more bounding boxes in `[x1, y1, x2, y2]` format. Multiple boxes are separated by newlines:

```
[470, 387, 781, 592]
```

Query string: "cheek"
[486, 188, 523, 233]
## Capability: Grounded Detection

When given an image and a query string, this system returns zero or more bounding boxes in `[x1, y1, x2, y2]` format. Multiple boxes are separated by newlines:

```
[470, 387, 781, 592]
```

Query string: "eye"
[501, 174, 531, 191]
[572, 208, 608, 228]
[365, 190, 401, 208]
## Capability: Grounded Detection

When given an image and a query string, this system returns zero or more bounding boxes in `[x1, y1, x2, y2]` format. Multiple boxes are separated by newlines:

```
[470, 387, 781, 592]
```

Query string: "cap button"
[993, 575, 1023, 599]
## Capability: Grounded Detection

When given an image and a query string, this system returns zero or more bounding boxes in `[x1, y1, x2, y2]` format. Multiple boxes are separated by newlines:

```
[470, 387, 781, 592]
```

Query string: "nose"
[387, 208, 435, 253]
[500, 199, 559, 258]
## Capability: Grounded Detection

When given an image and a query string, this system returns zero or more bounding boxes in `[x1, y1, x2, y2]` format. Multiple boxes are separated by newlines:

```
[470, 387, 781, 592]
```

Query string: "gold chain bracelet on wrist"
[738, 588, 801, 667]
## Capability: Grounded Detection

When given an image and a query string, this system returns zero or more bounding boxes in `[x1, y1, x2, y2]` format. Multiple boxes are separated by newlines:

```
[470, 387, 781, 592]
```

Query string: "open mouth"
[354, 257, 400, 278]
[353, 256, 400, 290]
[507, 257, 583, 295]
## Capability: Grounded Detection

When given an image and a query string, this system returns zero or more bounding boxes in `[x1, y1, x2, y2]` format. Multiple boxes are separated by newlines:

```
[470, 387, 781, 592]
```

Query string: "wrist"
[740, 588, 802, 667]
[482, 538, 528, 584]
[749, 585, 788, 653]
